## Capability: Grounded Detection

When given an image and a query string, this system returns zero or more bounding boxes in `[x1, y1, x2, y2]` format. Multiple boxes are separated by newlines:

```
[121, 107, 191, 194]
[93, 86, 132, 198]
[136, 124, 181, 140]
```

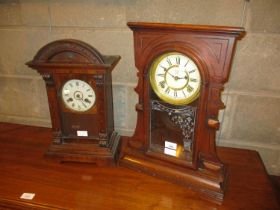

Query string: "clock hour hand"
[66, 98, 73, 103]
[167, 71, 188, 81]
[84, 98, 91, 104]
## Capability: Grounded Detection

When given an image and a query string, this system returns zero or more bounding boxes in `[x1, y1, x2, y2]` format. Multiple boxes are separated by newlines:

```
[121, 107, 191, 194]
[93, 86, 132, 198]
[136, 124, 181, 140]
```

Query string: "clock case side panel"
[26, 39, 121, 165]
[41, 73, 63, 143]
[119, 22, 245, 203]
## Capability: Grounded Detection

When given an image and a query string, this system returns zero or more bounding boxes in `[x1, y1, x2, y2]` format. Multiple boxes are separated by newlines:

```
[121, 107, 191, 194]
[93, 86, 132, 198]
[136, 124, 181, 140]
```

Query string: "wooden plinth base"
[119, 138, 228, 204]
[46, 131, 120, 166]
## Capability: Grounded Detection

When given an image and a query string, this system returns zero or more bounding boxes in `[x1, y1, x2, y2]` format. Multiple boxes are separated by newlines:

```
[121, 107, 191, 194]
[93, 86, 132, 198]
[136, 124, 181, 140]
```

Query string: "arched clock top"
[30, 39, 105, 65]
[26, 39, 121, 73]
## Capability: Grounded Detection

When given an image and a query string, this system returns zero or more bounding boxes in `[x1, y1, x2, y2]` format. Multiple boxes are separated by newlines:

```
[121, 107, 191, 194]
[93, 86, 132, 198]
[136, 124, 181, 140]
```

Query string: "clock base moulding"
[120, 137, 228, 203]
[47, 131, 120, 166]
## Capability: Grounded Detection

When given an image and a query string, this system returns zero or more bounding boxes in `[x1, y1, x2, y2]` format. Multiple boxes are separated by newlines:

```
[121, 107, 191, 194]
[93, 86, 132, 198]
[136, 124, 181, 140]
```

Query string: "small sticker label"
[77, 130, 88, 137]
[164, 147, 177, 156]
[165, 141, 177, 150]
[20, 193, 35, 200]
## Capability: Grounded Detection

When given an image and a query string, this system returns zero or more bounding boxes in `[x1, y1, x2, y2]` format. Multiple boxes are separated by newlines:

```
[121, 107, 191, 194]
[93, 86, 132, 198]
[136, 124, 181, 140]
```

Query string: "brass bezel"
[149, 52, 201, 105]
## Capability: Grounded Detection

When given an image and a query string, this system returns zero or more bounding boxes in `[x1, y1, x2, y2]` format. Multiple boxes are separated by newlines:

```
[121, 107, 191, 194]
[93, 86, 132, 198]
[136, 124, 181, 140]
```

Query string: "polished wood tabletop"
[0, 123, 279, 210]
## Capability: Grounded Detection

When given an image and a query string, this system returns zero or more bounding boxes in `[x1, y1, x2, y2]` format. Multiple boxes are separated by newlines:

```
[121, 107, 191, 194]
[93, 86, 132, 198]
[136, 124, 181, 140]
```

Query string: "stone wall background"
[0, 0, 279, 175]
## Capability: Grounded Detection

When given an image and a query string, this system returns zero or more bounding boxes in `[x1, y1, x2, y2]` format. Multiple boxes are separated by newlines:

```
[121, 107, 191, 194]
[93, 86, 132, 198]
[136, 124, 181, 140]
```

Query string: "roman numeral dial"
[149, 52, 201, 105]
[61, 79, 96, 112]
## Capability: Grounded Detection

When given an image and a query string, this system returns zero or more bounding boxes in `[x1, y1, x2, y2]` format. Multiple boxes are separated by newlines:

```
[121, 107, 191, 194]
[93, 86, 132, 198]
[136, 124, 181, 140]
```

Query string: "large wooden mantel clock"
[27, 39, 120, 165]
[120, 22, 245, 203]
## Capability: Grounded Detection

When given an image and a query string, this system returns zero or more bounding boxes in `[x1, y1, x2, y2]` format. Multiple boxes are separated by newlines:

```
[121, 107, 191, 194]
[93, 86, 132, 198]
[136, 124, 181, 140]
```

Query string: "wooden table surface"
[0, 123, 279, 210]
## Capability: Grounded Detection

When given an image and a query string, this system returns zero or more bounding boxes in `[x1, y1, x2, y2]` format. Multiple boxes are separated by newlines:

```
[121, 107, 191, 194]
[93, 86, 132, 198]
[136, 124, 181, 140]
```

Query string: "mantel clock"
[119, 22, 245, 203]
[27, 39, 120, 165]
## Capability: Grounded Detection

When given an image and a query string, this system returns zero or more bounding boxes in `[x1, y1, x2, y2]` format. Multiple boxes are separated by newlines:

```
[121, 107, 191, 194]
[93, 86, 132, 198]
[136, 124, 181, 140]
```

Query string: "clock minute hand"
[75, 95, 87, 107]
[167, 71, 176, 79]
[79, 100, 87, 108]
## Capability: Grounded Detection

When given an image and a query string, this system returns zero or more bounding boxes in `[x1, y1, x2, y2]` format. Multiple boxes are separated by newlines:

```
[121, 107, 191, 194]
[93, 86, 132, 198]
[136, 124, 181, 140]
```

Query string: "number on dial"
[62, 79, 96, 112]
[149, 52, 201, 105]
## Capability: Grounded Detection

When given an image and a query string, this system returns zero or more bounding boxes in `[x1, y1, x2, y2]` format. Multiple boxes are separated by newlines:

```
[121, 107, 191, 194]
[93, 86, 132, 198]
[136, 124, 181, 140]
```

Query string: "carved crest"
[30, 39, 105, 64]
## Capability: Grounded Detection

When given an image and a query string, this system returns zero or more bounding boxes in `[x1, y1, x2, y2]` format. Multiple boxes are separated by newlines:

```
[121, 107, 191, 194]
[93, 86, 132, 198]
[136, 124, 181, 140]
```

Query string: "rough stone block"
[0, 0, 21, 26]
[0, 77, 50, 120]
[112, 84, 137, 136]
[20, 0, 50, 26]
[229, 33, 280, 93]
[0, 28, 50, 76]
[126, 0, 244, 26]
[0, 0, 49, 26]
[50, 0, 126, 27]
[113, 84, 127, 130]
[220, 94, 280, 145]
[247, 0, 280, 33]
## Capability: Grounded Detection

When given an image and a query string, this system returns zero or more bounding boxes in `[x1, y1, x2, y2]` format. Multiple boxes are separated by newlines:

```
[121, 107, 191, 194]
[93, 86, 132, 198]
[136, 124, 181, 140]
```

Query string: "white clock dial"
[61, 79, 96, 112]
[150, 52, 201, 105]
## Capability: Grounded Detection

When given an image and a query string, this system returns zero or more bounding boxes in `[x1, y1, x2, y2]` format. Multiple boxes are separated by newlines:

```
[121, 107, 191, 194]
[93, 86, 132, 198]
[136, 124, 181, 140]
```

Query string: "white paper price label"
[164, 147, 176, 157]
[77, 130, 88, 137]
[20, 193, 35, 200]
[165, 141, 177, 150]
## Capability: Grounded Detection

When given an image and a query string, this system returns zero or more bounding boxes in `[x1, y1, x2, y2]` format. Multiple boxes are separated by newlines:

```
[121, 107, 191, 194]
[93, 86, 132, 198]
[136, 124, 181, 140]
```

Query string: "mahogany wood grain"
[271, 175, 280, 205]
[0, 123, 278, 210]
[120, 22, 245, 203]
[26, 39, 120, 165]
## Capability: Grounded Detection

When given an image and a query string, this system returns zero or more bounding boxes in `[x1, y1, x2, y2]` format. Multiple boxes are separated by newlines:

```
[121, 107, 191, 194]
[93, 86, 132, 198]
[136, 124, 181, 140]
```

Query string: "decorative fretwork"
[151, 100, 196, 151]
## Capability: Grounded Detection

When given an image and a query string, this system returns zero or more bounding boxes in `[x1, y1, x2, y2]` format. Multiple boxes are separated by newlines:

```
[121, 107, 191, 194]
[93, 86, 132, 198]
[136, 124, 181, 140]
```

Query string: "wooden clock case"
[119, 22, 245, 203]
[27, 39, 120, 166]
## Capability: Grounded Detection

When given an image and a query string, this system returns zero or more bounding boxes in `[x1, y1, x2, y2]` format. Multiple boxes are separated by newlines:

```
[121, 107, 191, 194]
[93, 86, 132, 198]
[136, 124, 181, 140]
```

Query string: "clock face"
[61, 79, 96, 112]
[150, 52, 201, 105]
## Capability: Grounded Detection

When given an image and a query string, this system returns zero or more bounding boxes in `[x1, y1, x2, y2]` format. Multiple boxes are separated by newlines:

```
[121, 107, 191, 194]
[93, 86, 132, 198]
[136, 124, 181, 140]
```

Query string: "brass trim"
[149, 52, 201, 105]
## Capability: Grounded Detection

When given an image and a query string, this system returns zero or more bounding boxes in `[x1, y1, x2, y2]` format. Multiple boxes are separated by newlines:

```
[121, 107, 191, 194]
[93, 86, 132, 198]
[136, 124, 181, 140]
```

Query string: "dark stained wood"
[0, 123, 278, 210]
[271, 175, 280, 205]
[126, 22, 246, 35]
[119, 22, 245, 203]
[26, 40, 120, 165]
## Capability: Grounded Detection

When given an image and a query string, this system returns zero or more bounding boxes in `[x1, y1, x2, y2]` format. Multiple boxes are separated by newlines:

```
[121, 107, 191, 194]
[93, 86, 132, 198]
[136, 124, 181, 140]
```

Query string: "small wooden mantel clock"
[27, 39, 120, 165]
[119, 22, 245, 203]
